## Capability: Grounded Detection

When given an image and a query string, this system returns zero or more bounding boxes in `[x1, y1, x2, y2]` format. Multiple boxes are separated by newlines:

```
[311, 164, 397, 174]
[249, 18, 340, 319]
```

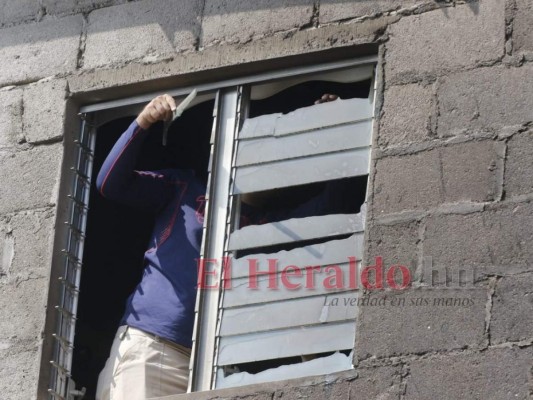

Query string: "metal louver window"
[191, 62, 376, 391]
[48, 115, 95, 400]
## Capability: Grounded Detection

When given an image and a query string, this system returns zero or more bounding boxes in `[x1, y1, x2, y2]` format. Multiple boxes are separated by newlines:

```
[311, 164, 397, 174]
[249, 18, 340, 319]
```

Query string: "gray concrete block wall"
[404, 348, 533, 400]
[83, 0, 203, 69]
[0, 0, 532, 399]
[201, 0, 315, 47]
[0, 15, 83, 87]
[320, 0, 422, 23]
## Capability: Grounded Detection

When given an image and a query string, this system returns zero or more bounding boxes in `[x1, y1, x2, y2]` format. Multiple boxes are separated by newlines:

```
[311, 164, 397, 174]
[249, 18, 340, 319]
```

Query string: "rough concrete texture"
[373, 140, 503, 214]
[0, 143, 63, 214]
[386, 0, 505, 83]
[347, 366, 402, 400]
[320, 0, 420, 23]
[356, 289, 487, 360]
[69, 17, 393, 94]
[279, 366, 401, 399]
[491, 272, 533, 344]
[0, 15, 83, 87]
[202, 0, 314, 47]
[440, 140, 504, 204]
[0, 88, 23, 148]
[366, 220, 420, 281]
[43, 0, 127, 16]
[378, 82, 434, 147]
[423, 201, 533, 273]
[83, 0, 202, 69]
[0, 278, 47, 342]
[0, 0, 42, 27]
[22, 79, 68, 143]
[513, 0, 533, 54]
[159, 367, 401, 400]
[0, 343, 40, 400]
[438, 65, 533, 136]
[373, 149, 442, 215]
[405, 348, 533, 399]
[0, 209, 56, 281]
[504, 129, 533, 197]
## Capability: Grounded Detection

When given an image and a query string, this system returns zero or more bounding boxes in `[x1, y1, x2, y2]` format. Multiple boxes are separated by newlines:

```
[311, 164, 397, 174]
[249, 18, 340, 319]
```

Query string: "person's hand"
[314, 93, 339, 105]
[136, 94, 177, 130]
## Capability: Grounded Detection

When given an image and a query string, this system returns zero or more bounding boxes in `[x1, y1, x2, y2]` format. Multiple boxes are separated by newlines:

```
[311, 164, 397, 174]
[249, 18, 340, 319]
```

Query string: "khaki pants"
[96, 326, 191, 400]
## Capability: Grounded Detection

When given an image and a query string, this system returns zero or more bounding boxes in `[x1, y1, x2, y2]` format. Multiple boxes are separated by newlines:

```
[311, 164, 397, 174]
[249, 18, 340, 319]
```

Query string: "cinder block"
[43, 0, 126, 16]
[0, 0, 42, 27]
[202, 0, 314, 47]
[373, 140, 505, 215]
[440, 140, 504, 203]
[279, 366, 401, 399]
[423, 201, 533, 272]
[0, 15, 83, 87]
[0, 344, 40, 400]
[0, 143, 63, 214]
[405, 348, 533, 399]
[0, 278, 47, 341]
[438, 65, 533, 136]
[355, 289, 487, 360]
[0, 88, 23, 148]
[366, 220, 419, 281]
[320, 0, 419, 23]
[386, 0, 505, 82]
[373, 149, 442, 214]
[2, 209, 56, 279]
[513, 0, 533, 54]
[504, 129, 533, 197]
[349, 366, 402, 400]
[83, 0, 202, 69]
[279, 380, 351, 400]
[23, 79, 68, 143]
[491, 272, 533, 344]
[378, 83, 434, 147]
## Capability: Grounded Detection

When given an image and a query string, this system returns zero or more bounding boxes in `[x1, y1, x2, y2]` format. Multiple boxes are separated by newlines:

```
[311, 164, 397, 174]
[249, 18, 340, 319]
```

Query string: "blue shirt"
[96, 120, 205, 348]
[96, 120, 359, 348]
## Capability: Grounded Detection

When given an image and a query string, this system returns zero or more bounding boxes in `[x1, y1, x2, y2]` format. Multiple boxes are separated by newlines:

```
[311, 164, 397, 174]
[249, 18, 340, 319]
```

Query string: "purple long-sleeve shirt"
[96, 119, 359, 348]
[96, 120, 206, 348]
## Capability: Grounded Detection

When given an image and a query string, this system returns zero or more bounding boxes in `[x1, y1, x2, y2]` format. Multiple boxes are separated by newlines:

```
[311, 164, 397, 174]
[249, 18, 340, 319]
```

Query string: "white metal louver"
[191, 63, 375, 390]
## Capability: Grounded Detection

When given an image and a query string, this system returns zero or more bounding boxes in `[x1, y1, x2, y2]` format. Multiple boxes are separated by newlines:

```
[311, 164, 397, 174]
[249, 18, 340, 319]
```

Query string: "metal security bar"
[48, 115, 95, 400]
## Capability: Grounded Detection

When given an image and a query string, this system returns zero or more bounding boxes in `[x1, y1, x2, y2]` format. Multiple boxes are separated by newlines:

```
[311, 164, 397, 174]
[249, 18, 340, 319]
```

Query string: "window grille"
[48, 115, 95, 400]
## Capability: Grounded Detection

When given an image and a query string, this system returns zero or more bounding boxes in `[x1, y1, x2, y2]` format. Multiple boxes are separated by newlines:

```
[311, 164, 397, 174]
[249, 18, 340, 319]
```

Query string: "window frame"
[45, 56, 377, 399]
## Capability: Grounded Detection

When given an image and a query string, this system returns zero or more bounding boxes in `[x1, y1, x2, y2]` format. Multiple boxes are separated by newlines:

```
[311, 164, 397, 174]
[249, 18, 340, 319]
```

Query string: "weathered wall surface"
[0, 0, 532, 399]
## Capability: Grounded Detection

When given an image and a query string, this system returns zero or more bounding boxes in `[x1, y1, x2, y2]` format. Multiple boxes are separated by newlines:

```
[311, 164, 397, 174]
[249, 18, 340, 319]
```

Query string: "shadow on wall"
[0, 0, 480, 50]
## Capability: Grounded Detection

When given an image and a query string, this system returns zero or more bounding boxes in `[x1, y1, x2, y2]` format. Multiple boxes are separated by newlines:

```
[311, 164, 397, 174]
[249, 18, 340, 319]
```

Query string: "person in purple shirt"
[95, 94, 204, 400]
[94, 92, 355, 399]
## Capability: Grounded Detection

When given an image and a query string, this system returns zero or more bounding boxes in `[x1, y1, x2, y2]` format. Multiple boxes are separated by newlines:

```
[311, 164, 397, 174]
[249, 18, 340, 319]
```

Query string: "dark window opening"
[248, 79, 372, 117]
[223, 349, 352, 377]
[238, 176, 368, 229]
[71, 100, 213, 399]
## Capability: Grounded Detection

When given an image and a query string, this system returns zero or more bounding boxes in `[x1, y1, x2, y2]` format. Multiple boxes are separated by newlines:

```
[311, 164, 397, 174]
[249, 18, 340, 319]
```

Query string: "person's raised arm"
[96, 95, 178, 210]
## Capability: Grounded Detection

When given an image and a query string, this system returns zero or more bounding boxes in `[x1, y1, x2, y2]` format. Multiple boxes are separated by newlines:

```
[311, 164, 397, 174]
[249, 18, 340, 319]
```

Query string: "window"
[46, 57, 376, 399]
